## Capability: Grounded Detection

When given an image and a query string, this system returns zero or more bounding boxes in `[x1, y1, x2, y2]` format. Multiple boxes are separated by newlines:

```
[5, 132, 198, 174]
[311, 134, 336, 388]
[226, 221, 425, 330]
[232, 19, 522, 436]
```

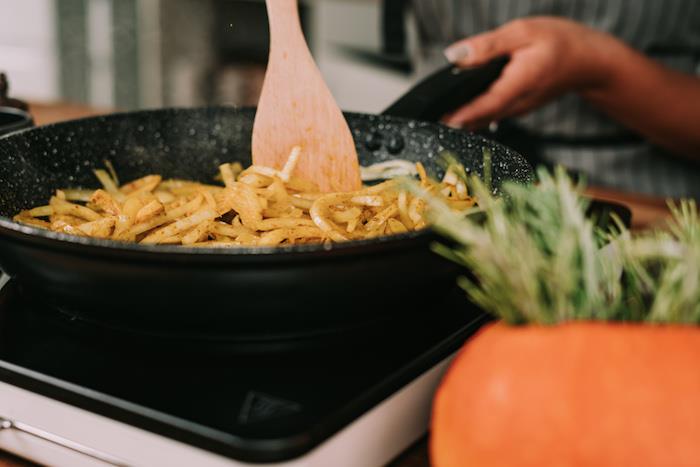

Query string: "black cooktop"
[0, 280, 488, 463]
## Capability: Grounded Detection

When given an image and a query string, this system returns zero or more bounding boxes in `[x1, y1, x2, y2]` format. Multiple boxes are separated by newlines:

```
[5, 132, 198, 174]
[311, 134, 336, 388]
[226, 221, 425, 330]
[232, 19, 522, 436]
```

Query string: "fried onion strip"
[15, 154, 476, 246]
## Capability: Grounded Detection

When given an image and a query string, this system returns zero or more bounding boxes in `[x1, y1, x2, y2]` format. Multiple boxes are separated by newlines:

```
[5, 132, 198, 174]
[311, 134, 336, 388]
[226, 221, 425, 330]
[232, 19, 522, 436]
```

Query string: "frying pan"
[0, 59, 533, 343]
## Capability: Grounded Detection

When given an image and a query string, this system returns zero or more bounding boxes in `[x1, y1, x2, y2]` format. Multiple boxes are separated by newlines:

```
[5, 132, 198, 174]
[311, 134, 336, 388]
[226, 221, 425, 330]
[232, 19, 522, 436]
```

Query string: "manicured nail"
[444, 119, 462, 129]
[444, 43, 472, 64]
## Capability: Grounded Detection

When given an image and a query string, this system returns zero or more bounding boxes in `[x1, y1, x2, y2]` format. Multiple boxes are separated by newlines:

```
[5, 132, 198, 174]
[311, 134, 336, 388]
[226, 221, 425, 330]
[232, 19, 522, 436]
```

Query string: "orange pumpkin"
[431, 322, 700, 467]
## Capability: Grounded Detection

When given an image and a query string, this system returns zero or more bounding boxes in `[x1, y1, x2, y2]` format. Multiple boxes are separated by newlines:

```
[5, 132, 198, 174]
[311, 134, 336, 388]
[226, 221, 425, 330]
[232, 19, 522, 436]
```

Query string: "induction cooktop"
[0, 278, 488, 466]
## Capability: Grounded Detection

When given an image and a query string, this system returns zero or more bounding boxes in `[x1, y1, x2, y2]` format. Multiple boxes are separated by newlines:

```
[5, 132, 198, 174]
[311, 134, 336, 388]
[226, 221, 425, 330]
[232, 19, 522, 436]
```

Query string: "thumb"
[444, 22, 530, 67]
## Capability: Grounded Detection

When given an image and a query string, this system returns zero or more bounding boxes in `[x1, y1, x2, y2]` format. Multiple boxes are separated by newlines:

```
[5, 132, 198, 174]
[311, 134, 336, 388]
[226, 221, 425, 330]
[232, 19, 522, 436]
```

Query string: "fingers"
[444, 20, 532, 67]
[460, 96, 538, 131]
[443, 64, 531, 127]
[441, 18, 577, 129]
[443, 52, 546, 128]
[444, 88, 552, 131]
[497, 94, 545, 120]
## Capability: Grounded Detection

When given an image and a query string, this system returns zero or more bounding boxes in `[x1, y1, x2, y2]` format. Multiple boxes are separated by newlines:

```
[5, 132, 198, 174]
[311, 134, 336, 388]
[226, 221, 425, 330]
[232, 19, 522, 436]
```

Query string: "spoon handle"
[265, 0, 305, 49]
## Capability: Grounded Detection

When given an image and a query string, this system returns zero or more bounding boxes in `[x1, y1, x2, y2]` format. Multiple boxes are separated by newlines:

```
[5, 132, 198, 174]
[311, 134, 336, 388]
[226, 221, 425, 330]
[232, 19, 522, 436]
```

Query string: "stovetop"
[0, 279, 488, 463]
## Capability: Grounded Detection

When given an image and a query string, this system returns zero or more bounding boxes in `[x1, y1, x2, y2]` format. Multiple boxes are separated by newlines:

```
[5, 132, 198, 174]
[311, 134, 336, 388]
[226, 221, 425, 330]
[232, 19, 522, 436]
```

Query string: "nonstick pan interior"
[0, 106, 532, 252]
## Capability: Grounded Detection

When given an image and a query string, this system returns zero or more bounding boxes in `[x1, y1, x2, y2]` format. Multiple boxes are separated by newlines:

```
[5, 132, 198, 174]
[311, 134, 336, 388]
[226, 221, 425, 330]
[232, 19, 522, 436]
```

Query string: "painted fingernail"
[444, 119, 462, 129]
[444, 43, 472, 64]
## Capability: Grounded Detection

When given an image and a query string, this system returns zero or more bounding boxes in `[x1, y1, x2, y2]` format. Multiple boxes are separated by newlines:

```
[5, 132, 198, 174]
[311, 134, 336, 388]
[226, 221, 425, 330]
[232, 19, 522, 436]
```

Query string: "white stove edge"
[0, 353, 455, 467]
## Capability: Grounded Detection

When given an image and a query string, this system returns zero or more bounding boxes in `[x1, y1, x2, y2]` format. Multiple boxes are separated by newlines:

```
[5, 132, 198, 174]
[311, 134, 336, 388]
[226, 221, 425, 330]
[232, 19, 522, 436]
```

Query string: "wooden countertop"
[0, 102, 675, 467]
[29, 101, 111, 126]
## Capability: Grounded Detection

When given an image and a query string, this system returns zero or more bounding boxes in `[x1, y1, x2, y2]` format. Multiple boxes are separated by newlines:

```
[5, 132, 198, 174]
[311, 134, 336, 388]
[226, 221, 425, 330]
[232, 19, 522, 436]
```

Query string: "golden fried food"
[13, 147, 475, 247]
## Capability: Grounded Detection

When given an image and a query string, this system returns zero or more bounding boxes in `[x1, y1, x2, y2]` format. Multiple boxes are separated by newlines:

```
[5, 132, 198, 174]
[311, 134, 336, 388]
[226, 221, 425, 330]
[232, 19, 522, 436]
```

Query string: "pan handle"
[0, 107, 34, 137]
[0, 73, 34, 137]
[379, 57, 549, 166]
[381, 56, 508, 122]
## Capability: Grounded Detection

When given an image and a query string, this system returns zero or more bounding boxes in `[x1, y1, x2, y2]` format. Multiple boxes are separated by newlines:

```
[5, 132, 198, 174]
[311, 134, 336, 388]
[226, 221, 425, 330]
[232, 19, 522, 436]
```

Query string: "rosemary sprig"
[619, 199, 700, 324]
[421, 167, 700, 326]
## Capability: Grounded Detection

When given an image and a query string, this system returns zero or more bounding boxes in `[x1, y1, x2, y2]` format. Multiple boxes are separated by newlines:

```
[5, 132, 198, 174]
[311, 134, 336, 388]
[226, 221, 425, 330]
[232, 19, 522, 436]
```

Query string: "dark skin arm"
[442, 17, 700, 160]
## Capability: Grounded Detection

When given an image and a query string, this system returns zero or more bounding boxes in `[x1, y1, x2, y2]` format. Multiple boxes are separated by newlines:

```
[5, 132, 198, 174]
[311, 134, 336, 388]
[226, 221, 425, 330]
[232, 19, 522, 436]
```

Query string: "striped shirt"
[411, 0, 700, 198]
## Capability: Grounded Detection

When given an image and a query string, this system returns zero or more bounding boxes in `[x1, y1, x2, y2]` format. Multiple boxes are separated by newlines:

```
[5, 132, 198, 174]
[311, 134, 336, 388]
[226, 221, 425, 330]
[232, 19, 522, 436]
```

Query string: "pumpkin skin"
[430, 322, 700, 467]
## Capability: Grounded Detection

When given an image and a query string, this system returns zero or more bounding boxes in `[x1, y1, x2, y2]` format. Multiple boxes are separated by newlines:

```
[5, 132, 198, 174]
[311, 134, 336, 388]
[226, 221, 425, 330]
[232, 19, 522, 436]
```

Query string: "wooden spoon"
[252, 0, 361, 193]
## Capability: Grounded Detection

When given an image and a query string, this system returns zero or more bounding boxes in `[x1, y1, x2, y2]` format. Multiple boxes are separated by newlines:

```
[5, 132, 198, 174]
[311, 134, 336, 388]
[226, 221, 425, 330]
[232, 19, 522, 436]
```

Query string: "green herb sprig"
[420, 166, 700, 325]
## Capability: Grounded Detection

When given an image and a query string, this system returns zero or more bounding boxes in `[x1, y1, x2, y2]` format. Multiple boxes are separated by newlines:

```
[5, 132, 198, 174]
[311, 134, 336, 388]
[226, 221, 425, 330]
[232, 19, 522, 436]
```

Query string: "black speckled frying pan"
[0, 59, 532, 345]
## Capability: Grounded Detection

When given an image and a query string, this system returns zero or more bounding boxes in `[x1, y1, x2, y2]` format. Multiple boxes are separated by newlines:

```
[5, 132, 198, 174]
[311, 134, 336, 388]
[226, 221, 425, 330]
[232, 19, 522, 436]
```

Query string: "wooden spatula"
[252, 0, 361, 193]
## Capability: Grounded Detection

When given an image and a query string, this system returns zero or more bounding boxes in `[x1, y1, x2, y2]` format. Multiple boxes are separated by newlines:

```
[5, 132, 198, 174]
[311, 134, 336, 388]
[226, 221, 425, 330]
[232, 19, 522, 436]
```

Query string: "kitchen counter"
[0, 102, 676, 467]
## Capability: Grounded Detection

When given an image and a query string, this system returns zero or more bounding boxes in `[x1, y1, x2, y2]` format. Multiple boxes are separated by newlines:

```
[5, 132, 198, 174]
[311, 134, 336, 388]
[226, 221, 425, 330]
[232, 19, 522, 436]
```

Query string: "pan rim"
[0, 215, 426, 257]
[0, 105, 530, 257]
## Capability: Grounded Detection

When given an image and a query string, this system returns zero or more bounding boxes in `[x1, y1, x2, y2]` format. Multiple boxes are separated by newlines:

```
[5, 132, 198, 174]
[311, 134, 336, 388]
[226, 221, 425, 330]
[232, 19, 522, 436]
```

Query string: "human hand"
[442, 17, 620, 130]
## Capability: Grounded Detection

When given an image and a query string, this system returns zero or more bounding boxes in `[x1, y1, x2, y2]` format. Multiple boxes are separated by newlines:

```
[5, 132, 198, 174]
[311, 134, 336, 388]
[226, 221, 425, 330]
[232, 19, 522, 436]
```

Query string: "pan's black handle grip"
[0, 106, 34, 137]
[381, 56, 508, 122]
[0, 73, 34, 137]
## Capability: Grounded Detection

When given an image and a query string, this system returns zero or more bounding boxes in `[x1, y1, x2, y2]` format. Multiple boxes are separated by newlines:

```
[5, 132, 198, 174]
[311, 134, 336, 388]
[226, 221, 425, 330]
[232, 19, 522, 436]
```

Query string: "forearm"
[582, 41, 700, 160]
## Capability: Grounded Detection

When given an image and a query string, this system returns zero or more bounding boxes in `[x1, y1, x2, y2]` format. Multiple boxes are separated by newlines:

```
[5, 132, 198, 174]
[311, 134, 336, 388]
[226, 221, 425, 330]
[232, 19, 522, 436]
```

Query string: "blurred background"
[0, 0, 420, 113]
